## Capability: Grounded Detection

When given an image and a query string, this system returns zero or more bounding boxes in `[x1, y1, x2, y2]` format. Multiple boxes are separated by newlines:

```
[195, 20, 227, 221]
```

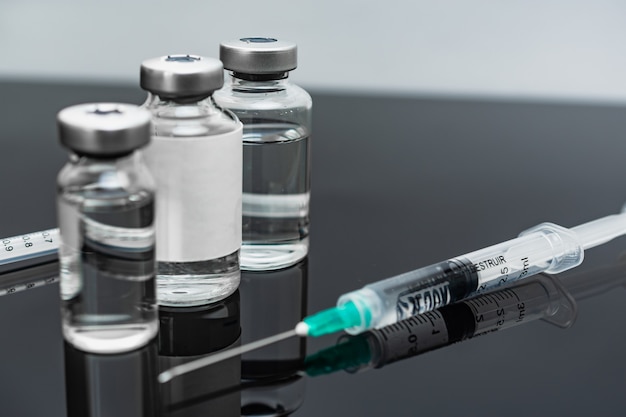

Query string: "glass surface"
[2, 80, 626, 416]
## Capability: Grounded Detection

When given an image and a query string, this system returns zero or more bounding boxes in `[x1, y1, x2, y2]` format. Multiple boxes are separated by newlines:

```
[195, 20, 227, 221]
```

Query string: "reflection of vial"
[158, 293, 241, 416]
[141, 55, 243, 306]
[239, 259, 308, 415]
[64, 340, 159, 417]
[56, 103, 157, 354]
[215, 38, 312, 271]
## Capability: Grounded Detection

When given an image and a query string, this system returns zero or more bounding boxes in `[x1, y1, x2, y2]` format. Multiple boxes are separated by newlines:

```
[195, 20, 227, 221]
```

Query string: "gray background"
[1, 1, 626, 102]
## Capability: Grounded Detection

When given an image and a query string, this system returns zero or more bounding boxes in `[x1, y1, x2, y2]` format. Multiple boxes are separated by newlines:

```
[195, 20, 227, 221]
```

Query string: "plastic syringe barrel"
[336, 222, 587, 334]
[0, 228, 59, 271]
[337, 258, 479, 334]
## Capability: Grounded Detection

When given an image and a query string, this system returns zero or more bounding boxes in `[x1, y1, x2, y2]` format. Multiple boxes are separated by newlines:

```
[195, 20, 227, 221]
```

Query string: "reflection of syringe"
[304, 266, 624, 375]
[297, 213, 626, 338]
[0, 262, 59, 297]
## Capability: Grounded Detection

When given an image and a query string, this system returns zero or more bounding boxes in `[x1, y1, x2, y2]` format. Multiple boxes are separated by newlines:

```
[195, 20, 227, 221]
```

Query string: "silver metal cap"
[57, 103, 151, 157]
[140, 55, 224, 97]
[220, 38, 297, 74]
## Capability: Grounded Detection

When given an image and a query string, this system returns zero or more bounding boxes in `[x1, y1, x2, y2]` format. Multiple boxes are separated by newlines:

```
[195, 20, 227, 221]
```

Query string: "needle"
[158, 328, 298, 383]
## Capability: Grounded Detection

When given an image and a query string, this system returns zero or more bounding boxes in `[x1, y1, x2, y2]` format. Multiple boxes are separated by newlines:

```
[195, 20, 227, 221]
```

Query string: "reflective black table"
[1, 80, 626, 416]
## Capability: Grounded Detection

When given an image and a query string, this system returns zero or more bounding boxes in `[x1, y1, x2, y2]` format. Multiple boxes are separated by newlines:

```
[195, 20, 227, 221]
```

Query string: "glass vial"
[140, 55, 243, 306]
[56, 103, 157, 354]
[214, 38, 312, 271]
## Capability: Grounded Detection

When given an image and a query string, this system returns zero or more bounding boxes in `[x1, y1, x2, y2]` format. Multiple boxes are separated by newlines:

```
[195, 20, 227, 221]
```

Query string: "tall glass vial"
[214, 38, 312, 271]
[141, 55, 243, 306]
[56, 103, 157, 354]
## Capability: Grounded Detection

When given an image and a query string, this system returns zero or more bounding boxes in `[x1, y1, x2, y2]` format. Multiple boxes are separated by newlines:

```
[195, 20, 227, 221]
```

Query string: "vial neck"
[143, 92, 215, 107]
[143, 93, 223, 117]
[228, 73, 290, 93]
[232, 72, 289, 82]
[70, 151, 136, 164]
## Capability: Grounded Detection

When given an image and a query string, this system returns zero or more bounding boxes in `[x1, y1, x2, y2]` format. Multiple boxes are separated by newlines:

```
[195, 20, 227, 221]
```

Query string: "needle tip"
[295, 321, 309, 336]
[158, 372, 172, 384]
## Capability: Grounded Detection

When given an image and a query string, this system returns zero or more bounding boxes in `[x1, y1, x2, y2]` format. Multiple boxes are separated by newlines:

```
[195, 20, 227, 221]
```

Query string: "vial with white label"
[141, 55, 243, 306]
[214, 38, 312, 271]
[56, 103, 157, 354]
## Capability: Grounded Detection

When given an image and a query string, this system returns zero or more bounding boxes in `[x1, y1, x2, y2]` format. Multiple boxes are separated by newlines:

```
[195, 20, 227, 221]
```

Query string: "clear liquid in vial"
[59, 190, 157, 354]
[241, 122, 310, 271]
[156, 253, 240, 307]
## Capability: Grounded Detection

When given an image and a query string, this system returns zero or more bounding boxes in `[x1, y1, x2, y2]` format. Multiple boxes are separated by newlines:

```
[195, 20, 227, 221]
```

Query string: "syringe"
[304, 264, 625, 375]
[296, 213, 626, 337]
[0, 229, 59, 271]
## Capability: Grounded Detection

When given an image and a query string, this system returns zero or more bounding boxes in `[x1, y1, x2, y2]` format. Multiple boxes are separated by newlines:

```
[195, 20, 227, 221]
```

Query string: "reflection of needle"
[165, 374, 304, 413]
[158, 329, 298, 383]
[0, 262, 59, 296]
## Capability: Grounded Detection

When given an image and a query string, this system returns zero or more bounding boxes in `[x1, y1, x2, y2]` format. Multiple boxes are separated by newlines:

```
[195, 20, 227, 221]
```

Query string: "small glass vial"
[214, 38, 312, 271]
[140, 55, 243, 306]
[56, 103, 157, 354]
